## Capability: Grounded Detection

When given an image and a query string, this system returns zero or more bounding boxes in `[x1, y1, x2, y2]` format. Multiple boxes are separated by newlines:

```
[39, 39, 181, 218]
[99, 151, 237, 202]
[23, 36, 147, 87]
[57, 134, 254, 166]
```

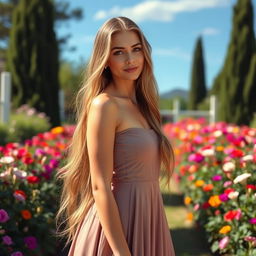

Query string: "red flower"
[224, 209, 242, 221]
[27, 176, 40, 184]
[246, 184, 256, 190]
[224, 188, 235, 195]
[202, 201, 211, 209]
[230, 149, 244, 158]
[14, 190, 26, 199]
[22, 156, 34, 164]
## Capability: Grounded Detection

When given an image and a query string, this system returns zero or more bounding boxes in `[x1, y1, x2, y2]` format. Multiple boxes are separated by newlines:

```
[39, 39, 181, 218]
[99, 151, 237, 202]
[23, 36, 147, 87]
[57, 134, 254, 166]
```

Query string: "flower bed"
[0, 126, 74, 256]
[163, 118, 256, 255]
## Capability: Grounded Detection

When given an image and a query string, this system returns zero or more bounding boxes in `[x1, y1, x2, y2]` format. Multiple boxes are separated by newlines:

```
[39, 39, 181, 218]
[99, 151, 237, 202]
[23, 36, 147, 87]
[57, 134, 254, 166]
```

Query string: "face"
[106, 30, 144, 82]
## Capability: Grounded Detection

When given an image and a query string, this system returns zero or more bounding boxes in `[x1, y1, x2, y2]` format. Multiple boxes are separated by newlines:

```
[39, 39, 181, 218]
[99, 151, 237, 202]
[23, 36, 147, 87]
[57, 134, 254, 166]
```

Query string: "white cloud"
[201, 27, 220, 36]
[153, 47, 190, 61]
[93, 0, 231, 23]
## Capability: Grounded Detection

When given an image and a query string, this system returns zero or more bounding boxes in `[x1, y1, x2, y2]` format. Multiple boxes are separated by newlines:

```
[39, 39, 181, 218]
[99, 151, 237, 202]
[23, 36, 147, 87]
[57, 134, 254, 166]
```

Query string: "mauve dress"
[67, 127, 176, 256]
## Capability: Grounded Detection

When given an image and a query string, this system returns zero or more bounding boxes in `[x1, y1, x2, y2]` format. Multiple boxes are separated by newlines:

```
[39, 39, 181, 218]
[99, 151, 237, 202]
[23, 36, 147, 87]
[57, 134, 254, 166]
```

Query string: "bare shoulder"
[87, 93, 120, 133]
[91, 93, 119, 109]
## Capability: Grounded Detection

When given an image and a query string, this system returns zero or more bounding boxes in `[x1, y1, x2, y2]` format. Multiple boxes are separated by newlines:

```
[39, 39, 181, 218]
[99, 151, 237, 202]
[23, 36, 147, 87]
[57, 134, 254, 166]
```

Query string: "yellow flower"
[208, 195, 221, 207]
[51, 126, 64, 134]
[184, 196, 192, 205]
[195, 180, 205, 187]
[219, 225, 231, 234]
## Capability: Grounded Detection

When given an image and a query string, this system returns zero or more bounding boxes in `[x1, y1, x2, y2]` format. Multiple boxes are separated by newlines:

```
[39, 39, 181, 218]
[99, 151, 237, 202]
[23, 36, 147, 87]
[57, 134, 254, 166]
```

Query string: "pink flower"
[188, 153, 204, 163]
[223, 181, 233, 187]
[24, 236, 38, 250]
[244, 236, 256, 247]
[0, 209, 10, 223]
[2, 235, 13, 245]
[219, 236, 229, 249]
[193, 203, 200, 211]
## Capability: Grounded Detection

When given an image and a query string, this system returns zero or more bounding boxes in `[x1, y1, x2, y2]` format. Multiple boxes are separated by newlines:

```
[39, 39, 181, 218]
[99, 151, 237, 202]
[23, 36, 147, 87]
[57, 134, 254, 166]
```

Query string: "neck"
[110, 78, 137, 101]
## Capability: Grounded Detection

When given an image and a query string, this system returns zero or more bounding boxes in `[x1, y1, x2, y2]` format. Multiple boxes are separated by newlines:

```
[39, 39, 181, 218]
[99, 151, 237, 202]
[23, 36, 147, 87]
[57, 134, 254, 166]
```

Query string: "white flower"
[242, 155, 253, 162]
[233, 173, 251, 184]
[223, 162, 236, 173]
[213, 130, 222, 137]
[13, 167, 27, 179]
[0, 156, 15, 164]
[0, 170, 10, 178]
[228, 191, 239, 199]
[201, 148, 215, 157]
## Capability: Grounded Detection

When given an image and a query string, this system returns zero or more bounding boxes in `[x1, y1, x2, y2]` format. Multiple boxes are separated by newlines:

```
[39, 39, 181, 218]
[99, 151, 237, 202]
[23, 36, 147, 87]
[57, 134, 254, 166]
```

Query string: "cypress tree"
[7, 0, 60, 127]
[243, 53, 256, 124]
[210, 0, 255, 125]
[188, 36, 207, 110]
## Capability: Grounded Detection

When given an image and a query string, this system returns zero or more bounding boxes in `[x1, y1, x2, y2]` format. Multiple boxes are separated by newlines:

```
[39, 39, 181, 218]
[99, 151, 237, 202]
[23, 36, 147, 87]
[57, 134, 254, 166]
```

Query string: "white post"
[0, 72, 11, 123]
[173, 98, 180, 123]
[209, 95, 217, 124]
[58, 89, 65, 123]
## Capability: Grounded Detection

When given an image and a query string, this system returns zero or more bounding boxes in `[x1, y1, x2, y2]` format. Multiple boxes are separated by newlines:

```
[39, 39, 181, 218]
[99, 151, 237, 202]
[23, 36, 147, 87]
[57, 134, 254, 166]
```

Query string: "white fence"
[160, 95, 217, 124]
[0, 72, 65, 124]
[0, 72, 11, 123]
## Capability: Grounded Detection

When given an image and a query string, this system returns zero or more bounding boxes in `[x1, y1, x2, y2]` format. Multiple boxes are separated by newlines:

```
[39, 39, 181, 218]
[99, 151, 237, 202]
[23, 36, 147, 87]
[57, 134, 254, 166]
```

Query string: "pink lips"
[124, 67, 138, 73]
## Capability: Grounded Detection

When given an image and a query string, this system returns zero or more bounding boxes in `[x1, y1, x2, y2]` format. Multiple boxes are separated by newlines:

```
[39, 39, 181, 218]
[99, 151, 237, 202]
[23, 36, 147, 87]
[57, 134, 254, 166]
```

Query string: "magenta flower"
[249, 218, 256, 224]
[34, 148, 46, 157]
[188, 153, 204, 163]
[24, 236, 38, 250]
[219, 193, 229, 202]
[212, 175, 222, 181]
[219, 236, 229, 249]
[2, 235, 13, 245]
[0, 209, 10, 223]
[11, 252, 24, 256]
[49, 158, 59, 168]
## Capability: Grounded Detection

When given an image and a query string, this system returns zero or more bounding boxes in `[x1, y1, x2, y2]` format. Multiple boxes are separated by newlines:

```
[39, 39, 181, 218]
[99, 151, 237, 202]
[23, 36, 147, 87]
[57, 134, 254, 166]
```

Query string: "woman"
[55, 16, 176, 256]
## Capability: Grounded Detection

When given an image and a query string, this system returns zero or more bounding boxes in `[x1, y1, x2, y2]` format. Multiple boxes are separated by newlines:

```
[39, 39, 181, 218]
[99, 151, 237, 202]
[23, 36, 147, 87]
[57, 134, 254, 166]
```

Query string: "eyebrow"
[111, 42, 142, 51]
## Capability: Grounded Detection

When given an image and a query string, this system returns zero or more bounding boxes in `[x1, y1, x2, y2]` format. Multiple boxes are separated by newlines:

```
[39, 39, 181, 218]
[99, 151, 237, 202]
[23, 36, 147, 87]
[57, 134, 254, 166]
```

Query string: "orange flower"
[51, 126, 64, 134]
[21, 210, 32, 220]
[184, 196, 192, 205]
[203, 184, 214, 192]
[195, 180, 205, 187]
[187, 212, 193, 221]
[219, 225, 231, 234]
[188, 165, 198, 174]
[216, 146, 224, 151]
[208, 195, 221, 207]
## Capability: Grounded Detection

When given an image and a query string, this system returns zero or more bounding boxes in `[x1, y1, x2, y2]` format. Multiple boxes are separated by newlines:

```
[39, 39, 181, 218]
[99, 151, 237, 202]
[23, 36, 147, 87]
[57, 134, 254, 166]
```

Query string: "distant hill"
[160, 88, 188, 100]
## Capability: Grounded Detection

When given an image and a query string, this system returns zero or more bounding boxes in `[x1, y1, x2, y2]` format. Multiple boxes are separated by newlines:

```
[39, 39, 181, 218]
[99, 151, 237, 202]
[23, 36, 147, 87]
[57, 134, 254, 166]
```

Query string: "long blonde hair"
[55, 16, 175, 248]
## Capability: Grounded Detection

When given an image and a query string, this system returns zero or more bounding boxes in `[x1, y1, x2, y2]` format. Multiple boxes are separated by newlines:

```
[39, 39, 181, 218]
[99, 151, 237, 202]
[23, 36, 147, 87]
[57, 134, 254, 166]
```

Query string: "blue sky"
[57, 0, 256, 95]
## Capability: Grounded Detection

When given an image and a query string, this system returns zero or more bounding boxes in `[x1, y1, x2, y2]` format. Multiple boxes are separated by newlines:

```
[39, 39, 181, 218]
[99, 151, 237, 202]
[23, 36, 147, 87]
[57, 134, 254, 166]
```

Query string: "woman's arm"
[86, 94, 131, 256]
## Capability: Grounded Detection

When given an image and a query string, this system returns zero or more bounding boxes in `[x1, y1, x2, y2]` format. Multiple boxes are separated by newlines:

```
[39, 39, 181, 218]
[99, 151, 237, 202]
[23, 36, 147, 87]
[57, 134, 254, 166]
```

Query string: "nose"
[125, 52, 135, 64]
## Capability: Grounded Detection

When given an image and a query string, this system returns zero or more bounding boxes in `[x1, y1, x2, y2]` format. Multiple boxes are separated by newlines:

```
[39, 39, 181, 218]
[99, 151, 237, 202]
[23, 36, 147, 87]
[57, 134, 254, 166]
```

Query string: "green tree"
[188, 36, 207, 110]
[0, 0, 83, 54]
[210, 0, 256, 125]
[59, 59, 86, 123]
[7, 0, 60, 127]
